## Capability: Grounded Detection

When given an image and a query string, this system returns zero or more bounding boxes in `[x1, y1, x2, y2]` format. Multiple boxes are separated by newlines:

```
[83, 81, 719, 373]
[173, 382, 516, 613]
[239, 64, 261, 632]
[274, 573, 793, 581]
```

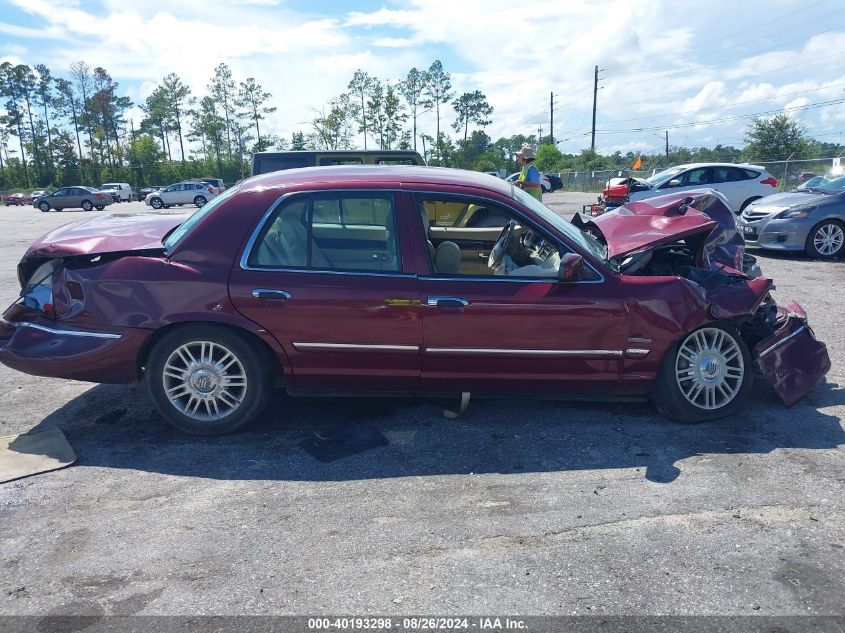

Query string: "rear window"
[254, 154, 313, 174]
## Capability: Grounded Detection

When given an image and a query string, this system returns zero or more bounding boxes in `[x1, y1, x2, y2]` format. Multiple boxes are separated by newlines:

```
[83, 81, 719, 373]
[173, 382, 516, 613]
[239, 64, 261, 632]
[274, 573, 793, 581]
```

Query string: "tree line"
[2, 56, 841, 192]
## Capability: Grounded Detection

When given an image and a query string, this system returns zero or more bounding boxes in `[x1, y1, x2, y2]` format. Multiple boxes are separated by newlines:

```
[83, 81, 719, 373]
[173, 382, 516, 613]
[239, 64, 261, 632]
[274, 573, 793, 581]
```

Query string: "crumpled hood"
[574, 189, 745, 263]
[24, 212, 190, 260]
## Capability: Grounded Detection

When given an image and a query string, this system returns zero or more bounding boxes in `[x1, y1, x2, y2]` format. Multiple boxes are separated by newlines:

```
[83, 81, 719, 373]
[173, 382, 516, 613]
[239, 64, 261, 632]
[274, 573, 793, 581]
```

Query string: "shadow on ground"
[24, 378, 845, 485]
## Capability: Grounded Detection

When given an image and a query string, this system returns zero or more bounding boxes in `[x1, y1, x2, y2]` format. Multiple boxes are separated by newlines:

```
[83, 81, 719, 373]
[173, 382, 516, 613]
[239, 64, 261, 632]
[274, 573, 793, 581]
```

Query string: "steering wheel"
[488, 220, 517, 269]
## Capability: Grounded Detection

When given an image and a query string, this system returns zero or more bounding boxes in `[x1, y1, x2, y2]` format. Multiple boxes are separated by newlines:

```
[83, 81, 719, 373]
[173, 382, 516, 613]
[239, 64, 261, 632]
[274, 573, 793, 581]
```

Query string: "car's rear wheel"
[146, 325, 270, 435]
[194, 195, 207, 207]
[149, 197, 163, 209]
[38, 201, 50, 212]
[81, 199, 93, 211]
[805, 220, 844, 259]
[651, 324, 752, 423]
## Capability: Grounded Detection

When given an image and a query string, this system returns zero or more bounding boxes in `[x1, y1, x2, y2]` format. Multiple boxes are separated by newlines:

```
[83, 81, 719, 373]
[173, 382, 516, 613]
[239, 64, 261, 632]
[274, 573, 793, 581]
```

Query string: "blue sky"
[2, 0, 844, 158]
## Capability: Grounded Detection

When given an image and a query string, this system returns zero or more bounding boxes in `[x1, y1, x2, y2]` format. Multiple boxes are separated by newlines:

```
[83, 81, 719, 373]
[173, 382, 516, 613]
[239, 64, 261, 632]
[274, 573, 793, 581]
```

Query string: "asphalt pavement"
[0, 194, 843, 617]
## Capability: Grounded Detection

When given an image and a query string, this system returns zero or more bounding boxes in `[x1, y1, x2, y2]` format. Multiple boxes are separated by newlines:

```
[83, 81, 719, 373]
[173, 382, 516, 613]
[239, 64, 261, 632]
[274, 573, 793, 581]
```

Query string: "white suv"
[629, 163, 779, 213]
[145, 181, 219, 209]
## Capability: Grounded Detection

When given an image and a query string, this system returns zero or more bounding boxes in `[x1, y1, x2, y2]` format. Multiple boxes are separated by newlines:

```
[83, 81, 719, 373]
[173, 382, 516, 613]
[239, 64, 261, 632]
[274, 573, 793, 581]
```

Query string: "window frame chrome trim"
[239, 189, 408, 276]
[2, 318, 121, 340]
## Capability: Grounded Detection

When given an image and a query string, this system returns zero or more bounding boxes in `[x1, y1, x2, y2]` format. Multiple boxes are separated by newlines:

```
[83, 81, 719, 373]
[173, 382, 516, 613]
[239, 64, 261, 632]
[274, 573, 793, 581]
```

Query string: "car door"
[49, 188, 68, 209]
[68, 188, 86, 209]
[713, 166, 752, 211]
[414, 192, 630, 395]
[160, 185, 178, 205]
[228, 189, 423, 391]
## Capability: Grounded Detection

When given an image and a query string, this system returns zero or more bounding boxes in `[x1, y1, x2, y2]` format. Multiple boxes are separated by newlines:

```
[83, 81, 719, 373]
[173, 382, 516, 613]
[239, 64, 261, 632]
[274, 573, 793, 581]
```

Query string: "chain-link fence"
[552, 157, 843, 193]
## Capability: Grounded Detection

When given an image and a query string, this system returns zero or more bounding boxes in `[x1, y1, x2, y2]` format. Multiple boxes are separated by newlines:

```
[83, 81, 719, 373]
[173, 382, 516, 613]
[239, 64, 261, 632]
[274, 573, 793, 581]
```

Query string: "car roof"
[672, 162, 766, 171]
[240, 165, 513, 196]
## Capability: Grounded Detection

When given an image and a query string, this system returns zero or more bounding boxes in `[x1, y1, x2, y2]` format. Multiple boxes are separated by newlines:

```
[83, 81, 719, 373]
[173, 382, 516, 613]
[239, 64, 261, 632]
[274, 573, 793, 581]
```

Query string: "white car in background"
[506, 171, 553, 193]
[145, 181, 219, 209]
[628, 163, 779, 213]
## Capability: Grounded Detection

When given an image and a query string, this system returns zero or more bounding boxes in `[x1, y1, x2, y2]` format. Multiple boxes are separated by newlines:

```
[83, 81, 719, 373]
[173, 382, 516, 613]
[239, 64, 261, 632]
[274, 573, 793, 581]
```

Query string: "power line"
[600, 81, 845, 125]
[595, 97, 845, 134]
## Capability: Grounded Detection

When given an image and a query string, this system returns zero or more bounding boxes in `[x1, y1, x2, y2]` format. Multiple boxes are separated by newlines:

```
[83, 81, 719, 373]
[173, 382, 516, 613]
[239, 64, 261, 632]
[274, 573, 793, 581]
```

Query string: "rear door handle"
[426, 297, 470, 308]
[252, 289, 292, 301]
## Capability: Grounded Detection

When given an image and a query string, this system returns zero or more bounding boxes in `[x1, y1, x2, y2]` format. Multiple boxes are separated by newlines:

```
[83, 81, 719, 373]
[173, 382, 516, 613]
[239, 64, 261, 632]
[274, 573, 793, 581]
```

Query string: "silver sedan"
[738, 174, 845, 259]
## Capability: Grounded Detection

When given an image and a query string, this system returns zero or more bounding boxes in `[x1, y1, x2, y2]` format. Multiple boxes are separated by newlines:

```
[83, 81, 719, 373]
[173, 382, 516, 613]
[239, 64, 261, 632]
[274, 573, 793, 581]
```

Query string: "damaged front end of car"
[574, 189, 831, 406]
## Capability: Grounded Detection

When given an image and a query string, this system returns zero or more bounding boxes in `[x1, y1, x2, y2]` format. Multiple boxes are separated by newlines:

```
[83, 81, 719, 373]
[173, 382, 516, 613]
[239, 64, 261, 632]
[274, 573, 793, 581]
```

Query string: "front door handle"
[426, 297, 470, 308]
[252, 288, 292, 301]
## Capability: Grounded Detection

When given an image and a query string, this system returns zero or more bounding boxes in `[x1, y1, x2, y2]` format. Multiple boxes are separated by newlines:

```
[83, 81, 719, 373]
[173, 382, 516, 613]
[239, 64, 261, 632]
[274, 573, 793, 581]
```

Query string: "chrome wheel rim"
[675, 328, 744, 410]
[813, 223, 844, 256]
[195, 197, 206, 207]
[162, 341, 247, 421]
[151, 198, 162, 209]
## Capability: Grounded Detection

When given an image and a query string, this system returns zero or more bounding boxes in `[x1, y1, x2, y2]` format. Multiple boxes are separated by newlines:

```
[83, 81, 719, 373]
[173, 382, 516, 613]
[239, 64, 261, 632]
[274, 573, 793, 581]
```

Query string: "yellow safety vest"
[518, 164, 542, 201]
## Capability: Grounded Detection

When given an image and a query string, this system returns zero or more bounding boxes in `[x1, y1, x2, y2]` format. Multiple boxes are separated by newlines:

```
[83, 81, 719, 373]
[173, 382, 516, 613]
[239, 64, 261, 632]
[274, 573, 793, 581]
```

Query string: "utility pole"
[665, 130, 669, 161]
[591, 65, 598, 152]
[550, 92, 554, 146]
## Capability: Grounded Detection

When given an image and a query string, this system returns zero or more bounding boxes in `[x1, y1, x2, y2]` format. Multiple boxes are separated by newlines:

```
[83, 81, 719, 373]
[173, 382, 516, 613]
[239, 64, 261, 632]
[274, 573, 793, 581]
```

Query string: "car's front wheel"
[146, 325, 270, 435]
[805, 220, 844, 259]
[651, 324, 752, 423]
[194, 195, 207, 207]
[38, 201, 50, 212]
[149, 197, 163, 209]
[81, 199, 93, 211]
[95, 205, 105, 211]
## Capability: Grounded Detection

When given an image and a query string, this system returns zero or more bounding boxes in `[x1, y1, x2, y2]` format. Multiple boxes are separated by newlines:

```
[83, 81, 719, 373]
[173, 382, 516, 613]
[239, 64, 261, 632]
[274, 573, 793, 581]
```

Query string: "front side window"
[419, 194, 580, 280]
[248, 192, 400, 273]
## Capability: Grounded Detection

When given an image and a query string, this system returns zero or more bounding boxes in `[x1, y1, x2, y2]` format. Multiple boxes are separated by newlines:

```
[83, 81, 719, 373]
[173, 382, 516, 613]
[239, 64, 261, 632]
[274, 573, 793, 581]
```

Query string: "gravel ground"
[0, 194, 843, 617]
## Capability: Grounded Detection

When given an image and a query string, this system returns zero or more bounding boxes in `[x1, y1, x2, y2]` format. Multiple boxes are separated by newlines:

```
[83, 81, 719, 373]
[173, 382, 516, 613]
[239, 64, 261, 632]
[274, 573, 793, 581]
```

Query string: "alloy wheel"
[161, 341, 248, 421]
[675, 328, 744, 410]
[813, 223, 844, 257]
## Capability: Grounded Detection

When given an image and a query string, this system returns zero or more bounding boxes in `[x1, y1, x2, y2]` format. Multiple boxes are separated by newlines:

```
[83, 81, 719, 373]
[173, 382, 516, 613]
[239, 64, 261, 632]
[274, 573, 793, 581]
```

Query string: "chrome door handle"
[426, 297, 470, 307]
[252, 288, 292, 301]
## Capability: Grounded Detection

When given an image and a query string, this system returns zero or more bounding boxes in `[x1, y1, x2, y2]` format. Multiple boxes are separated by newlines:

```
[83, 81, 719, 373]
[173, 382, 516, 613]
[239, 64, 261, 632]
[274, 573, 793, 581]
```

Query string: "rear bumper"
[0, 307, 150, 384]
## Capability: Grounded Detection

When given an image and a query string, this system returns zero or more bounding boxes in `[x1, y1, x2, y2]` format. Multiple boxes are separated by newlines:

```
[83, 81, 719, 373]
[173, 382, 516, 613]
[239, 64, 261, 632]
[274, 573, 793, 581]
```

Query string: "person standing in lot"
[514, 145, 542, 201]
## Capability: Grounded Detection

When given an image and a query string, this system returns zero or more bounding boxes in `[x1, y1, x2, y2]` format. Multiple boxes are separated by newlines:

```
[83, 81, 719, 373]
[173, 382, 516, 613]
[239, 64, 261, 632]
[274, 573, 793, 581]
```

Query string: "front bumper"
[739, 214, 809, 251]
[754, 302, 830, 406]
[0, 306, 150, 384]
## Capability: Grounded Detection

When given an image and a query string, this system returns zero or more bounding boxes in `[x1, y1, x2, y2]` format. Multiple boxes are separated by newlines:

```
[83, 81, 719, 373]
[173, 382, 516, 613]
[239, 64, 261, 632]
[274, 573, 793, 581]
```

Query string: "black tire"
[542, 185, 549, 193]
[739, 197, 761, 214]
[651, 322, 753, 423]
[194, 195, 207, 207]
[804, 219, 844, 259]
[146, 325, 270, 435]
[38, 201, 50, 213]
[81, 199, 93, 212]
[95, 205, 105, 211]
[149, 197, 163, 209]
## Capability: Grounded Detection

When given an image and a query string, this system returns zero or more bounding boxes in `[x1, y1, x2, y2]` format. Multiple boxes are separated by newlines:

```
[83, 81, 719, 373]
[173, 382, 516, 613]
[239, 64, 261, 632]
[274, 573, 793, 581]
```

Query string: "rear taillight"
[208, 187, 214, 193]
[761, 177, 778, 187]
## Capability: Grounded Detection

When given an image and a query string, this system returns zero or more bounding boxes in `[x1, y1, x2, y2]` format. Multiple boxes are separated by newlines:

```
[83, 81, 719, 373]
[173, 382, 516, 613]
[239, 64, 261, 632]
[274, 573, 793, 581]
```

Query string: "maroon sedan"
[0, 167, 830, 435]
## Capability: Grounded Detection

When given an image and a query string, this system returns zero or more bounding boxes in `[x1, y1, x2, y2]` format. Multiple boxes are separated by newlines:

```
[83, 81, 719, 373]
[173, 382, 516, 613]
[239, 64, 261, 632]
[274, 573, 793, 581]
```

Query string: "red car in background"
[3, 192, 33, 206]
[0, 167, 830, 435]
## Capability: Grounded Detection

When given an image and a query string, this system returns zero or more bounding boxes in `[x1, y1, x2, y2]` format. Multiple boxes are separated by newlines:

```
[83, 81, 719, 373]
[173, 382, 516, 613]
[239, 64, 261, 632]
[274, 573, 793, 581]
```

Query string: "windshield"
[812, 174, 845, 194]
[646, 167, 685, 186]
[163, 184, 241, 252]
[512, 187, 608, 262]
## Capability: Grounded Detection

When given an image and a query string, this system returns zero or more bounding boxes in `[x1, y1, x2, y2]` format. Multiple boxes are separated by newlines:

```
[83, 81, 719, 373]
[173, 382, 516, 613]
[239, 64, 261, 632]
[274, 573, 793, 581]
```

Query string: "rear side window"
[742, 169, 760, 179]
[375, 157, 418, 165]
[247, 192, 400, 273]
[714, 167, 746, 183]
[318, 157, 364, 166]
[253, 154, 313, 173]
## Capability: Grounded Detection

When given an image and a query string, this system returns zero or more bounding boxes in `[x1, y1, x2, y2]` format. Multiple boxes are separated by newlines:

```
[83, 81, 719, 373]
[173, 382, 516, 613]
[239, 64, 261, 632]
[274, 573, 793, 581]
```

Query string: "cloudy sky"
[2, 0, 844, 158]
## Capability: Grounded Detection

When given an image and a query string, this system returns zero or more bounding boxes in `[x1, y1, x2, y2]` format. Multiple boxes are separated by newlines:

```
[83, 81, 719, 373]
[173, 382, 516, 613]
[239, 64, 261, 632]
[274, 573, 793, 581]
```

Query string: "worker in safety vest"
[514, 145, 542, 201]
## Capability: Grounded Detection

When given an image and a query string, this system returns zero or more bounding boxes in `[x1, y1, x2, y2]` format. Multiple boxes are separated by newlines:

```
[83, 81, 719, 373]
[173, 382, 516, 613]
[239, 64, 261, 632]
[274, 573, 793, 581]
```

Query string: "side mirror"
[558, 252, 585, 282]
[667, 179, 681, 187]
